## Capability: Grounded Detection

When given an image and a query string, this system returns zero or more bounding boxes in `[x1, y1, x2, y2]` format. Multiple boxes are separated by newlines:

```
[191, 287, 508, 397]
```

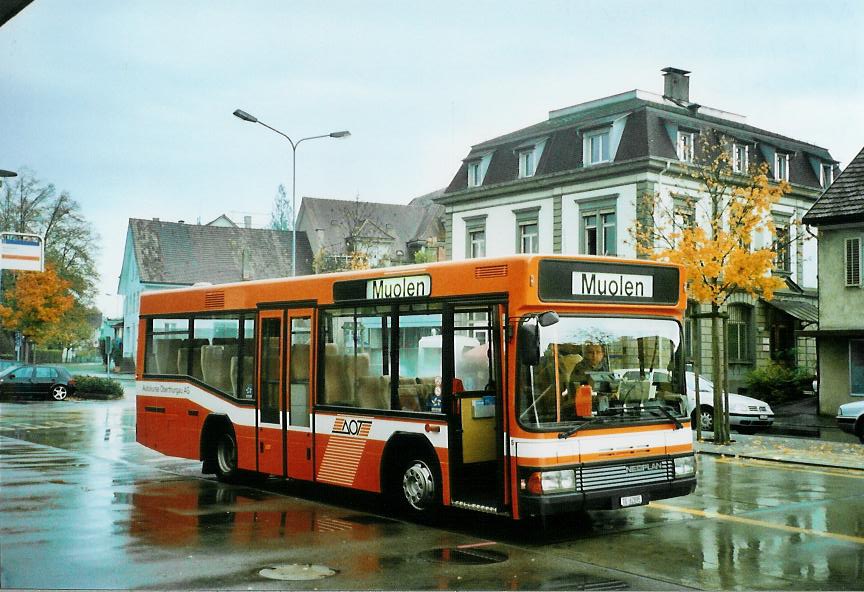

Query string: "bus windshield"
[517, 316, 686, 431]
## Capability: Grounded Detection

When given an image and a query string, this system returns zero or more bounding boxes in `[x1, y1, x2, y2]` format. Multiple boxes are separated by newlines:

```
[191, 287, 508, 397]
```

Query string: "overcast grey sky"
[2, 0, 862, 317]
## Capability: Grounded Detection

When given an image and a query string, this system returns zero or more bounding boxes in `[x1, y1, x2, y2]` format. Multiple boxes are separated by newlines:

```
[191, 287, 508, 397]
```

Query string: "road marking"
[650, 502, 864, 545]
[713, 456, 864, 479]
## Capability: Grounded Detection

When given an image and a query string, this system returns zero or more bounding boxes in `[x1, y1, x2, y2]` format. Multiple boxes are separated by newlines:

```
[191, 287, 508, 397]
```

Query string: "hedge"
[745, 362, 815, 405]
[73, 375, 125, 399]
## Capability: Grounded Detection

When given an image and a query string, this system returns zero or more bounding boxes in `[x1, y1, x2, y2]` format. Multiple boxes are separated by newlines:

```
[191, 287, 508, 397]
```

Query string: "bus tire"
[214, 429, 239, 482]
[395, 455, 441, 513]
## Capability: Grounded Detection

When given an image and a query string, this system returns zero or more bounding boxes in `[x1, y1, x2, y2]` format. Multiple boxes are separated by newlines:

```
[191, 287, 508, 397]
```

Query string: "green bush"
[745, 362, 815, 405]
[73, 375, 124, 399]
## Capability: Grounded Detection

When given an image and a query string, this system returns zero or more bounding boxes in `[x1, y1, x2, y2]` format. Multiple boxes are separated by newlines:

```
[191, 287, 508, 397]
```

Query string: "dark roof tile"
[803, 146, 864, 225]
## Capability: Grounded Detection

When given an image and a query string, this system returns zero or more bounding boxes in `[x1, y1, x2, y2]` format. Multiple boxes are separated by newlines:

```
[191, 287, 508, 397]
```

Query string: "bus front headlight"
[674, 456, 696, 477]
[526, 469, 577, 494]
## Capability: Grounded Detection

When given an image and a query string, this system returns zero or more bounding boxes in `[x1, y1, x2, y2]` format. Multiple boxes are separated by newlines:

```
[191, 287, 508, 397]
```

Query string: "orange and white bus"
[136, 255, 696, 519]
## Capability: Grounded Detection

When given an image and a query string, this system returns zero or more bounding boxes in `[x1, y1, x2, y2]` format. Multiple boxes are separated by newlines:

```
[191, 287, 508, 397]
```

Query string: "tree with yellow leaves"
[634, 134, 790, 444]
[0, 265, 74, 361]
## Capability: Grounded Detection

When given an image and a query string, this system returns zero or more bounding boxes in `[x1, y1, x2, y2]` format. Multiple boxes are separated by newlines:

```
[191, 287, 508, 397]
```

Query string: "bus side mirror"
[518, 321, 540, 367]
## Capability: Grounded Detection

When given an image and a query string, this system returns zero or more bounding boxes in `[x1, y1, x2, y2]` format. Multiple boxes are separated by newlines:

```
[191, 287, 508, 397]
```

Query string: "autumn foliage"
[0, 265, 74, 347]
[635, 143, 789, 306]
[633, 134, 792, 444]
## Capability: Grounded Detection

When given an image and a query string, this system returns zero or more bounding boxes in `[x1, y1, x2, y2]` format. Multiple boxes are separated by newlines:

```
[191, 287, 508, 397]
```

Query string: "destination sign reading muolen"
[366, 274, 431, 300]
[572, 271, 653, 298]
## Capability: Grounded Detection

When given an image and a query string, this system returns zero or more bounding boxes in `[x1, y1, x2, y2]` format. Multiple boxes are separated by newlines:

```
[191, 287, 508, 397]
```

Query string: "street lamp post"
[232, 109, 349, 276]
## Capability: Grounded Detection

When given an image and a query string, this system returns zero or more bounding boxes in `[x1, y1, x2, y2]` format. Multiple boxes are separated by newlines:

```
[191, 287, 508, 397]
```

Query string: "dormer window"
[584, 129, 611, 166]
[467, 161, 482, 187]
[518, 148, 535, 178]
[677, 131, 696, 163]
[774, 152, 790, 182]
[732, 143, 749, 174]
[821, 163, 834, 188]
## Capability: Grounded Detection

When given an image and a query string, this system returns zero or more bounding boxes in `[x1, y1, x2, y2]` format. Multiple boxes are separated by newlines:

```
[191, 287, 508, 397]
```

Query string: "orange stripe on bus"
[1, 254, 40, 261]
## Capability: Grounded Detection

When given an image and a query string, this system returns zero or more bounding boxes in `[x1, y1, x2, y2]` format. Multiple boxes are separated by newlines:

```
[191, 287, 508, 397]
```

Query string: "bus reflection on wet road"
[1, 394, 862, 590]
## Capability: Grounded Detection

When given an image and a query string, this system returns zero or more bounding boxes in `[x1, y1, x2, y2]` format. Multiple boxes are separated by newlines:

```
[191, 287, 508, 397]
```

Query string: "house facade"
[437, 67, 836, 389]
[801, 146, 864, 414]
[295, 191, 445, 270]
[117, 216, 312, 363]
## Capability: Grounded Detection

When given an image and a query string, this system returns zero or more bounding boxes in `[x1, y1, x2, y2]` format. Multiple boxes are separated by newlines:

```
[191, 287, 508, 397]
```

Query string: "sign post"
[1, 233, 45, 364]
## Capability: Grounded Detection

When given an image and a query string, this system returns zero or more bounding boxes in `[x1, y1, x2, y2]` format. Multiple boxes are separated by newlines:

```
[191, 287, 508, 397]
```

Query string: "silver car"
[836, 400, 864, 443]
[613, 369, 774, 433]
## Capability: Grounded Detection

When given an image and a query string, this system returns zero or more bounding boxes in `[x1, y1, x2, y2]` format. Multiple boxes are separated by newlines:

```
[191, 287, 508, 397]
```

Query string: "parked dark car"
[0, 365, 76, 400]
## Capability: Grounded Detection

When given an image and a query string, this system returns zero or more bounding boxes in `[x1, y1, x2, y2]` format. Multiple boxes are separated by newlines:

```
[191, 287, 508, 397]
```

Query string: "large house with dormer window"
[436, 67, 839, 388]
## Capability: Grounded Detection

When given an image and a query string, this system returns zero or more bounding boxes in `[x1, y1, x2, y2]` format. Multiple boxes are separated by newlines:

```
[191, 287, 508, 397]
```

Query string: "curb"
[695, 448, 864, 472]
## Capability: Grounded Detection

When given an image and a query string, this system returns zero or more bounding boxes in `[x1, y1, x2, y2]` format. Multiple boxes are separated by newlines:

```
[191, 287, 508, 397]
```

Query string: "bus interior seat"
[398, 385, 421, 411]
[230, 355, 254, 399]
[154, 338, 183, 374]
[357, 375, 389, 409]
[290, 343, 310, 380]
[202, 345, 232, 393]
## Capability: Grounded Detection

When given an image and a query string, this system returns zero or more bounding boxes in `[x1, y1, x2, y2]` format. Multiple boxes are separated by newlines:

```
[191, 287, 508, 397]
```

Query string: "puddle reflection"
[129, 480, 397, 548]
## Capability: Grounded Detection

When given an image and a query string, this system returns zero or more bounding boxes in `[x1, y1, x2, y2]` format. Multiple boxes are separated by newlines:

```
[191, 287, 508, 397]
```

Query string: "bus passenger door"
[256, 310, 284, 476]
[285, 309, 314, 481]
[446, 304, 505, 512]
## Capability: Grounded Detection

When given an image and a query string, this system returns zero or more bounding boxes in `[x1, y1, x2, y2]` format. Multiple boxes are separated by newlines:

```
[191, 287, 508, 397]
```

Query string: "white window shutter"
[846, 237, 861, 287]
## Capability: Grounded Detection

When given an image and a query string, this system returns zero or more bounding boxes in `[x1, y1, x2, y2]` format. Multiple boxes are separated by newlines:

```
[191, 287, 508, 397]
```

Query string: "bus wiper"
[647, 406, 683, 430]
[558, 414, 613, 439]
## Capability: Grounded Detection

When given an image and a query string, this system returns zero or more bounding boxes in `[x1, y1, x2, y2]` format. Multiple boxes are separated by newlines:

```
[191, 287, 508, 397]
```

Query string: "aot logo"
[332, 417, 372, 437]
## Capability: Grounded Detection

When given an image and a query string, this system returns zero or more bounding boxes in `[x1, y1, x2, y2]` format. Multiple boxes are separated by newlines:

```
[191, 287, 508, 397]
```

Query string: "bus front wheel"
[214, 430, 239, 482]
[397, 457, 440, 513]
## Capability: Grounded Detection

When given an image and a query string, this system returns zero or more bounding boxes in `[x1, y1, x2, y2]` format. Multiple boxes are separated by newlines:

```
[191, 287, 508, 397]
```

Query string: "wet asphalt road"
[1, 389, 863, 590]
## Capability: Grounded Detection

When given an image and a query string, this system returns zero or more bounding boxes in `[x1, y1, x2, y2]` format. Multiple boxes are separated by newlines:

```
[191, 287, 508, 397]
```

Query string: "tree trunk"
[711, 304, 729, 444]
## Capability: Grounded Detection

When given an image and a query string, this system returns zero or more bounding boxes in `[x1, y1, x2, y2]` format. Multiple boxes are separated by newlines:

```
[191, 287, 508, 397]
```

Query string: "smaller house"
[801, 146, 864, 414]
[117, 216, 313, 362]
[296, 191, 445, 270]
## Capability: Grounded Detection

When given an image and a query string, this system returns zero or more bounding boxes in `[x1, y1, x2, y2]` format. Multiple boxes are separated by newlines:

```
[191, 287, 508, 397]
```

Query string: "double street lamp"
[233, 109, 350, 276]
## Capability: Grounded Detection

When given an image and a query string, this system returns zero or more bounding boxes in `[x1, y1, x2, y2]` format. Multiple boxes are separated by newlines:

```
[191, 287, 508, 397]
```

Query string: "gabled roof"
[444, 90, 836, 195]
[802, 146, 864, 226]
[126, 218, 312, 285]
[297, 196, 444, 257]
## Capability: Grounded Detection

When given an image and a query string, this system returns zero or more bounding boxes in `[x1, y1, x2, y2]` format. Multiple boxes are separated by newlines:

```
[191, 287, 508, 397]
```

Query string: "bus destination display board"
[538, 259, 679, 305]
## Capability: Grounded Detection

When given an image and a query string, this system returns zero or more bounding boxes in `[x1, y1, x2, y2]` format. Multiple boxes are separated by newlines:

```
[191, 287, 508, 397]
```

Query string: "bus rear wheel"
[215, 430, 239, 482]
[398, 457, 439, 513]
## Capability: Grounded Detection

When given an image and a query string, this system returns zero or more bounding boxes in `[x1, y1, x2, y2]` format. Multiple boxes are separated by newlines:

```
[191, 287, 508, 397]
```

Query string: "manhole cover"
[259, 564, 337, 581]
[417, 547, 508, 565]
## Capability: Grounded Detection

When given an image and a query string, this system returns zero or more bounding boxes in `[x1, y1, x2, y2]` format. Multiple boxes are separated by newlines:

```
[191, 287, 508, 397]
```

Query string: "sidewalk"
[696, 433, 863, 471]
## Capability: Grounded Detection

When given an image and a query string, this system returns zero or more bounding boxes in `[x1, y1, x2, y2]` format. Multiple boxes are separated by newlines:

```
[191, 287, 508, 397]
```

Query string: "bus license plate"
[620, 494, 643, 507]
[759, 415, 768, 420]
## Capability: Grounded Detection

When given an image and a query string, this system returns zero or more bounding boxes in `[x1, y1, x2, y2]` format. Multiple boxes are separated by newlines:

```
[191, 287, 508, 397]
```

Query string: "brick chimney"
[662, 67, 691, 103]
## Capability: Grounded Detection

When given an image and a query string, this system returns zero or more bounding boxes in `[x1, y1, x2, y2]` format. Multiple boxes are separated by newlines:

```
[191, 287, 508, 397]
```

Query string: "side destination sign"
[366, 275, 431, 300]
[538, 259, 679, 305]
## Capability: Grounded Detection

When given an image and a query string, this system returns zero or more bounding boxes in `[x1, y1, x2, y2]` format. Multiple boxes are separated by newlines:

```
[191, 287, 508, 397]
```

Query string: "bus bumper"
[518, 477, 697, 518]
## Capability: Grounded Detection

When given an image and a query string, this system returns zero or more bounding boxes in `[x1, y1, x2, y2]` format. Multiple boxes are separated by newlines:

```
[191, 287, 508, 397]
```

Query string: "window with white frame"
[727, 304, 753, 363]
[774, 152, 790, 182]
[732, 143, 749, 173]
[518, 148, 535, 178]
[584, 129, 611, 166]
[677, 130, 696, 163]
[467, 161, 482, 187]
[846, 237, 861, 287]
[851, 341, 864, 396]
[821, 163, 834, 188]
[464, 215, 487, 259]
[579, 197, 617, 256]
[514, 207, 540, 254]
